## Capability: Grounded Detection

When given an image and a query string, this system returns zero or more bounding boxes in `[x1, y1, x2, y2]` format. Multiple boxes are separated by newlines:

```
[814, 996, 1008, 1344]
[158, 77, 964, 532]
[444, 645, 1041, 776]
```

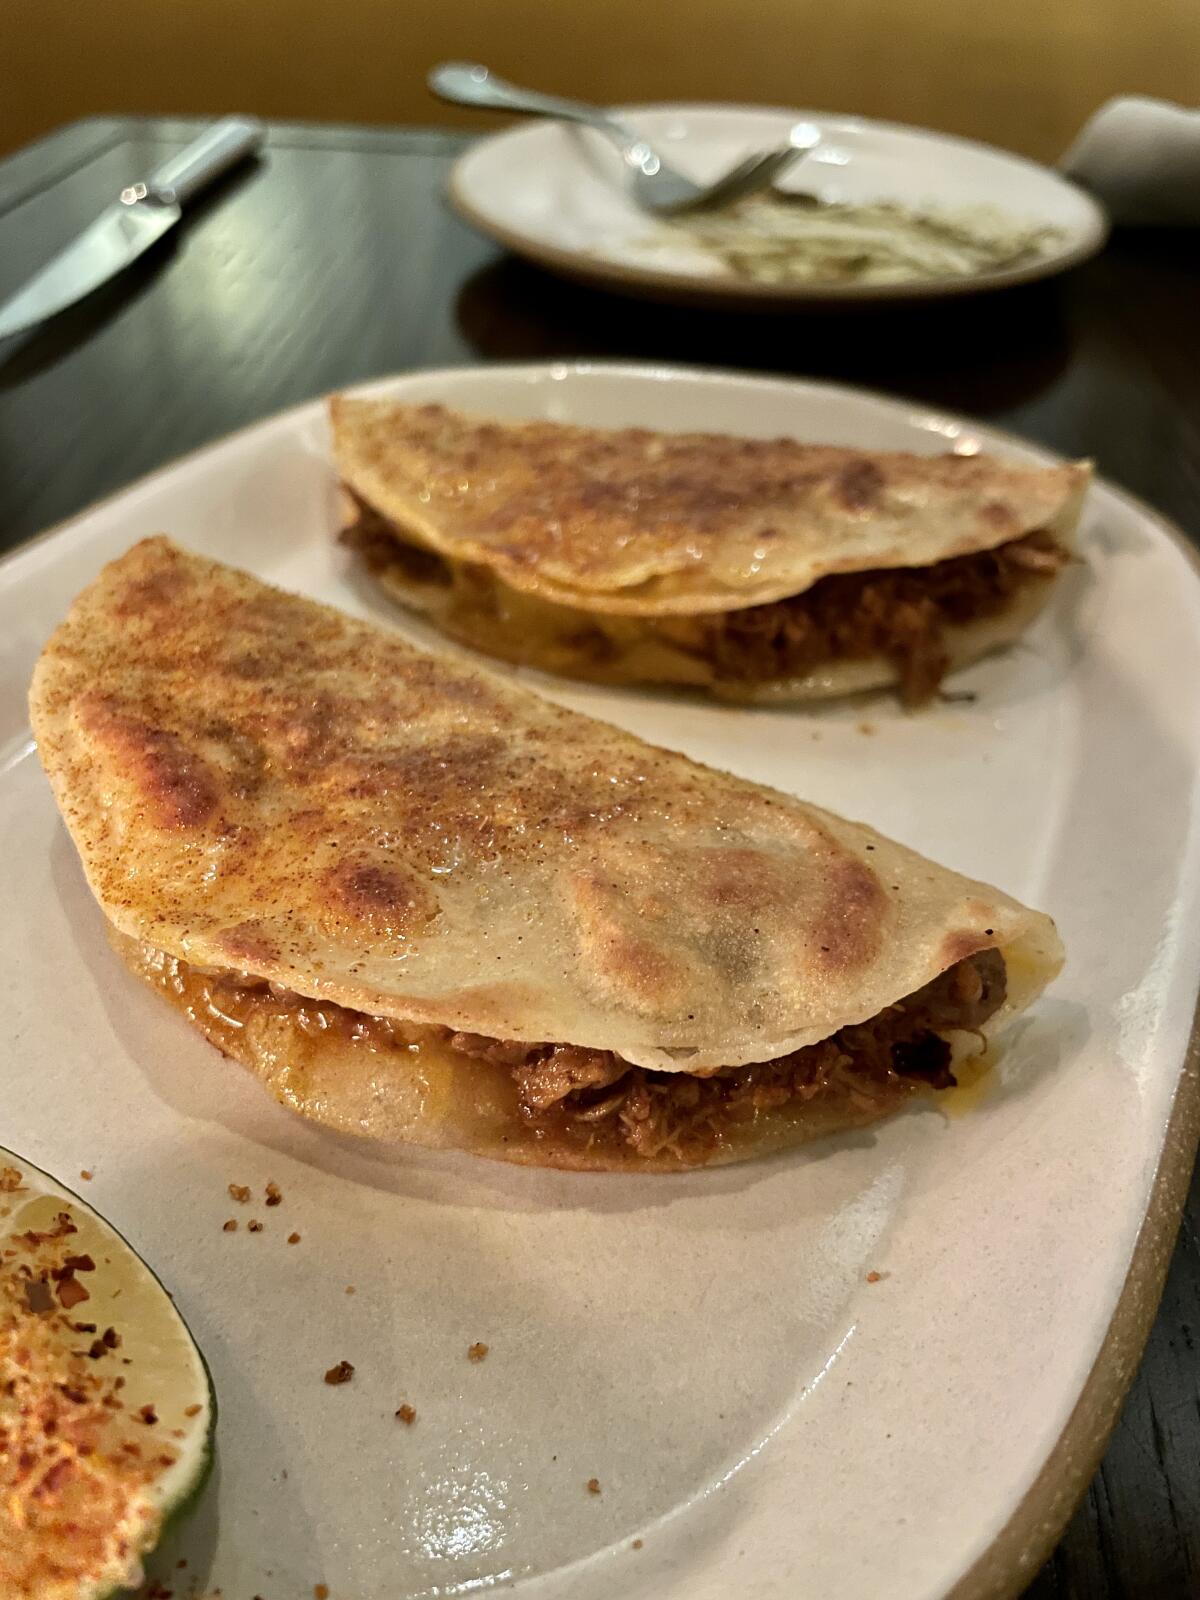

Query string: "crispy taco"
[30, 538, 1063, 1171]
[332, 397, 1088, 704]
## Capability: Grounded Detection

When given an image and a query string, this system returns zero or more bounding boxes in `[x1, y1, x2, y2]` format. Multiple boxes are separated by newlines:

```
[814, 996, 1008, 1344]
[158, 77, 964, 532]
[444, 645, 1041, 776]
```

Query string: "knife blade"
[0, 116, 265, 341]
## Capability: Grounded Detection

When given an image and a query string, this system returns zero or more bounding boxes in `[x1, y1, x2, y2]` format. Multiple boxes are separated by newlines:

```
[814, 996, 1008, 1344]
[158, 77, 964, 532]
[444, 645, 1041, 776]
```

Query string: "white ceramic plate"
[449, 105, 1109, 304]
[5, 363, 1199, 1600]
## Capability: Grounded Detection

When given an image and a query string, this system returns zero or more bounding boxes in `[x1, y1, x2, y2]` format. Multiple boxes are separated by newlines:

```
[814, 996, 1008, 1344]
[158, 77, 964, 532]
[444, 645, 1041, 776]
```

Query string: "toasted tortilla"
[330, 398, 1088, 701]
[330, 397, 1089, 616]
[30, 538, 1063, 1168]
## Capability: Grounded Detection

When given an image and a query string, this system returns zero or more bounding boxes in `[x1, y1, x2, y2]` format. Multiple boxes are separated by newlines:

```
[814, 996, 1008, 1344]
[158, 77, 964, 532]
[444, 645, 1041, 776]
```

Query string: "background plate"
[4, 362, 1199, 1600]
[449, 106, 1108, 304]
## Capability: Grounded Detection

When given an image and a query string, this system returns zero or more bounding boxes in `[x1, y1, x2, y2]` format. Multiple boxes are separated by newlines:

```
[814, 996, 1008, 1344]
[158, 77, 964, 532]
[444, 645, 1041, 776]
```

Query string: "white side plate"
[449, 105, 1108, 304]
[4, 363, 1199, 1600]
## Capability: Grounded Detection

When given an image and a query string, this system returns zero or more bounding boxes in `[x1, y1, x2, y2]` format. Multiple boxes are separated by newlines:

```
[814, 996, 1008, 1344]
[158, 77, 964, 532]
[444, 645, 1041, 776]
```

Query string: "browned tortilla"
[329, 398, 1088, 700]
[29, 538, 1063, 1169]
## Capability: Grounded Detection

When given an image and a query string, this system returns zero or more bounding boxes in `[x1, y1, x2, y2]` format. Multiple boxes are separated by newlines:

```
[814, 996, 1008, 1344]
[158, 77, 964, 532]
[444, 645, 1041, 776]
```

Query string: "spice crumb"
[287, 1231, 301, 1244]
[315, 1587, 330, 1599]
[265, 1181, 283, 1207]
[247, 1219, 264, 1234]
[857, 721, 876, 735]
[79, 1169, 93, 1181]
[587, 1477, 601, 1495]
[222, 1219, 238, 1233]
[138, 1404, 158, 1425]
[324, 1360, 355, 1385]
[184, 1403, 203, 1417]
[228, 1183, 251, 1203]
[866, 1270, 883, 1283]
[467, 1342, 489, 1362]
[632, 1538, 643, 1549]
[344, 1285, 356, 1295]
[396, 1403, 416, 1425]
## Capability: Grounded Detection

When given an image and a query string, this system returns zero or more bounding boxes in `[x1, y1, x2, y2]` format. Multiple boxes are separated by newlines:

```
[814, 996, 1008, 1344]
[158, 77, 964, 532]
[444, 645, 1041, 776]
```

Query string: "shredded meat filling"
[343, 493, 1067, 706]
[452, 948, 1007, 1160]
[695, 533, 1069, 704]
[129, 935, 1005, 1162]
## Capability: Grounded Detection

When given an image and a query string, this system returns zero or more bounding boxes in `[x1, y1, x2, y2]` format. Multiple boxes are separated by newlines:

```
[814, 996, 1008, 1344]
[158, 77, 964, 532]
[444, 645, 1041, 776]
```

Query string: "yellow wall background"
[3, 0, 1198, 160]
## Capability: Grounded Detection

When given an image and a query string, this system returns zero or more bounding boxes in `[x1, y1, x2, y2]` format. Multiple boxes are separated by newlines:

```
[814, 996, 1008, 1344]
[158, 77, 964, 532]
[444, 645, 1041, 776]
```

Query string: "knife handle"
[147, 117, 266, 206]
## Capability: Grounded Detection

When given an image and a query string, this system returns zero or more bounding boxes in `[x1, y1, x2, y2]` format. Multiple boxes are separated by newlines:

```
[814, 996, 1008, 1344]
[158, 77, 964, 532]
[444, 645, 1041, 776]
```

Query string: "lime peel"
[0, 1148, 214, 1599]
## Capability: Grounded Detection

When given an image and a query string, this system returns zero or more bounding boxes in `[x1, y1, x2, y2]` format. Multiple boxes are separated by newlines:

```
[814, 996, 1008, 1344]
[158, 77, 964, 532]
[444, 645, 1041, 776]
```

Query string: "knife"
[0, 116, 266, 340]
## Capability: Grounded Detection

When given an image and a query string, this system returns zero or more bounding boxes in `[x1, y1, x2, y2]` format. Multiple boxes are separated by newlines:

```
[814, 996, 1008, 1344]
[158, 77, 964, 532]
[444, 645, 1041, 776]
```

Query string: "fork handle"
[429, 63, 637, 150]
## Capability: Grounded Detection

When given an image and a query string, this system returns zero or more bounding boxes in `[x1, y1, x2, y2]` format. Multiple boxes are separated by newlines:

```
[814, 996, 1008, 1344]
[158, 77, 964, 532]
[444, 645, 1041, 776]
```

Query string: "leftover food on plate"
[332, 399, 1087, 704]
[30, 538, 1062, 1171]
[647, 194, 1066, 287]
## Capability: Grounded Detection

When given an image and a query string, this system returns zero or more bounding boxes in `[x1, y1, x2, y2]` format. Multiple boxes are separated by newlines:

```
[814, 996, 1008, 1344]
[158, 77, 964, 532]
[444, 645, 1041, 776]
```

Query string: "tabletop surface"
[2, 116, 1198, 1600]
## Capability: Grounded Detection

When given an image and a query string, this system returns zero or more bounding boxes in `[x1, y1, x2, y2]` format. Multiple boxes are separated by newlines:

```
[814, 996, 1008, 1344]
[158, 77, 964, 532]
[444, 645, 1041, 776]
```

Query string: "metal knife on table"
[0, 116, 265, 340]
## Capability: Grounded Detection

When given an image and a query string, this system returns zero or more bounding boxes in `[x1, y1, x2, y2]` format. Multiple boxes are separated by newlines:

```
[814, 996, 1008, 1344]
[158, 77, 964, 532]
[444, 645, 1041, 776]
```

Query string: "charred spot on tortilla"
[31, 538, 1064, 1172]
[331, 398, 1088, 705]
[74, 693, 221, 830]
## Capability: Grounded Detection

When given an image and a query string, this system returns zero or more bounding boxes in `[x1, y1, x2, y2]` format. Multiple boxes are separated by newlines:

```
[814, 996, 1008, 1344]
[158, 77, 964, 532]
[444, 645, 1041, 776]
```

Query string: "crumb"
[344, 1285, 355, 1295]
[866, 1270, 883, 1283]
[632, 1538, 643, 1550]
[587, 1477, 601, 1495]
[24, 1279, 53, 1314]
[265, 1181, 282, 1207]
[184, 1403, 203, 1417]
[396, 1403, 416, 1425]
[56, 1275, 90, 1310]
[0, 1167, 23, 1192]
[79, 1169, 93, 1181]
[315, 1587, 330, 1599]
[228, 1183, 251, 1203]
[287, 1232, 301, 1244]
[176, 1559, 188, 1569]
[857, 721, 875, 735]
[467, 1342, 488, 1362]
[222, 1219, 238, 1233]
[324, 1360, 355, 1385]
[138, 1404, 158, 1425]
[247, 1219, 264, 1233]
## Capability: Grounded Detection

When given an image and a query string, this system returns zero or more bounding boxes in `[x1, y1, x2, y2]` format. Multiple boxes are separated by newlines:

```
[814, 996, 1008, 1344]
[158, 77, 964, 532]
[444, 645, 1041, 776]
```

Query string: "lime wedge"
[0, 1147, 214, 1599]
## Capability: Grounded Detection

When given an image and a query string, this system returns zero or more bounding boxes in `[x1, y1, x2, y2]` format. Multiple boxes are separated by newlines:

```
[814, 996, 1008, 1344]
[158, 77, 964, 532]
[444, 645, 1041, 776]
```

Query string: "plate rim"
[447, 102, 1110, 305]
[6, 358, 1198, 1599]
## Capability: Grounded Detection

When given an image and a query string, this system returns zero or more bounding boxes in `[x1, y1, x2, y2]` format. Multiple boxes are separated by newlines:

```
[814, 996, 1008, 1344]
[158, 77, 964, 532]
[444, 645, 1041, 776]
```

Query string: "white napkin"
[1061, 96, 1200, 225]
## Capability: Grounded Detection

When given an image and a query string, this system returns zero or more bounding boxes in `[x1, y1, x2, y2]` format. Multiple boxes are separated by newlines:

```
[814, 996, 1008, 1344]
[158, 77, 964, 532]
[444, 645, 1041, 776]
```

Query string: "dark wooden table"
[2, 117, 1198, 1599]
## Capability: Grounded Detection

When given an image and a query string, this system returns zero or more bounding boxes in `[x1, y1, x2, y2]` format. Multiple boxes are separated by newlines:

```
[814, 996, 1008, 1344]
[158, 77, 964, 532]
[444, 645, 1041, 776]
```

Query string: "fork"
[428, 62, 817, 216]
